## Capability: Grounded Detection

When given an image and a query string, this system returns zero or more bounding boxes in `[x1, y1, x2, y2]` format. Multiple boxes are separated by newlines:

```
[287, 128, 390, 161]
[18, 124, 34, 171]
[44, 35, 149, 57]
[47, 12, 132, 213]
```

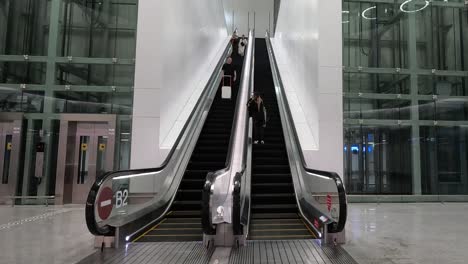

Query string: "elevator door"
[0, 123, 15, 195]
[72, 123, 111, 204]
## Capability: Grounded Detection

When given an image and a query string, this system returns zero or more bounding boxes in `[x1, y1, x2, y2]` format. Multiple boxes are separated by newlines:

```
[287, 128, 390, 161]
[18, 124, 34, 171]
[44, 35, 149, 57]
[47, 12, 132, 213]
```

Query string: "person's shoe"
[261, 140, 265, 144]
[254, 140, 259, 144]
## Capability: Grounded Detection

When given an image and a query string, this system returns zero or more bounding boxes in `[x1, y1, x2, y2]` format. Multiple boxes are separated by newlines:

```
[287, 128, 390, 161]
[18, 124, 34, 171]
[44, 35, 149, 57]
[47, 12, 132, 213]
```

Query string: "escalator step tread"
[253, 173, 292, 177]
[166, 211, 201, 218]
[252, 193, 294, 197]
[252, 204, 296, 209]
[251, 213, 300, 219]
[251, 183, 293, 186]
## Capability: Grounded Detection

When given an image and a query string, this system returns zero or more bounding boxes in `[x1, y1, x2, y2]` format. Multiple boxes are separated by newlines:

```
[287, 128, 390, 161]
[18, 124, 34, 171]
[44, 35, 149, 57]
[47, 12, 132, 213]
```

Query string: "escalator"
[230, 35, 347, 245]
[85, 40, 248, 244]
[135, 88, 235, 242]
[249, 39, 315, 240]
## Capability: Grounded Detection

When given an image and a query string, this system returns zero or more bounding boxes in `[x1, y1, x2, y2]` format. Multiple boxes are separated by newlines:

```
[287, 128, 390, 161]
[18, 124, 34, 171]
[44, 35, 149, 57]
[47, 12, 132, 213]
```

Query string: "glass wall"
[343, 0, 468, 195]
[0, 0, 137, 199]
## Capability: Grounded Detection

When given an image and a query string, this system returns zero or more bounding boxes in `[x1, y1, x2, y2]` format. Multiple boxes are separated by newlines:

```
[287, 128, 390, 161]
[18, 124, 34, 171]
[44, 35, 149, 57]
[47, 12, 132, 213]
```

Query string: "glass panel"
[344, 72, 411, 94]
[419, 75, 468, 95]
[416, 3, 467, 71]
[0, 62, 46, 84]
[118, 120, 131, 170]
[344, 125, 412, 194]
[58, 0, 138, 58]
[419, 98, 468, 122]
[0, 0, 50, 56]
[96, 136, 107, 180]
[56, 63, 134, 86]
[344, 98, 411, 120]
[55, 91, 111, 114]
[2, 135, 12, 184]
[118, 136, 130, 170]
[0, 89, 44, 113]
[112, 92, 133, 115]
[118, 120, 132, 170]
[78, 136, 90, 184]
[28, 123, 44, 196]
[419, 100, 435, 120]
[436, 99, 468, 121]
[421, 126, 468, 195]
[343, 1, 409, 68]
[54, 91, 132, 114]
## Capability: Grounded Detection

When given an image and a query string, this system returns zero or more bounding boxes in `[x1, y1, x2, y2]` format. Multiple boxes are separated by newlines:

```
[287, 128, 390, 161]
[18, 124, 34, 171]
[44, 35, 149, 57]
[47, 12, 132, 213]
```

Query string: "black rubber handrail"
[232, 172, 242, 235]
[86, 41, 232, 237]
[201, 172, 217, 235]
[265, 34, 347, 233]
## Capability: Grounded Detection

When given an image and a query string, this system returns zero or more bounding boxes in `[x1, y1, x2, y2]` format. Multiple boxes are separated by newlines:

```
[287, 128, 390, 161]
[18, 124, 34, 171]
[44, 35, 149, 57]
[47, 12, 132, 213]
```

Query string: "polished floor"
[0, 205, 96, 264]
[344, 203, 468, 264]
[1, 203, 468, 264]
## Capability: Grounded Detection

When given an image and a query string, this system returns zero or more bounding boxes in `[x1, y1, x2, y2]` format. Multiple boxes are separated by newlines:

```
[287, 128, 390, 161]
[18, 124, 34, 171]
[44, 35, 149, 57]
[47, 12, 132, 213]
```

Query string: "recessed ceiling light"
[342, 10, 350, 24]
[400, 0, 430, 13]
[362, 6, 377, 20]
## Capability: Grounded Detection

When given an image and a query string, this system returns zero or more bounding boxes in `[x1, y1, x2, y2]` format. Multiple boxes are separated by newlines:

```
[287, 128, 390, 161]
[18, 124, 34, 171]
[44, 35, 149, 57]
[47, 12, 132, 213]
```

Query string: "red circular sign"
[97, 187, 113, 220]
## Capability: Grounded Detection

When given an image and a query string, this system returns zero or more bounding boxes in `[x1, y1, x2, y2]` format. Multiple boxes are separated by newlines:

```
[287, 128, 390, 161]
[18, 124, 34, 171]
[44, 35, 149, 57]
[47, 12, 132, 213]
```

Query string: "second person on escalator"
[222, 57, 238, 99]
[248, 92, 267, 144]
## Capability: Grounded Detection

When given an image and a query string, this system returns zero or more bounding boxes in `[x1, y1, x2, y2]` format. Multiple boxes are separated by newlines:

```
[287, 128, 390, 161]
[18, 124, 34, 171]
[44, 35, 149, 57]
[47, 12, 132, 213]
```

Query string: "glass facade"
[0, 0, 137, 198]
[343, 0, 468, 194]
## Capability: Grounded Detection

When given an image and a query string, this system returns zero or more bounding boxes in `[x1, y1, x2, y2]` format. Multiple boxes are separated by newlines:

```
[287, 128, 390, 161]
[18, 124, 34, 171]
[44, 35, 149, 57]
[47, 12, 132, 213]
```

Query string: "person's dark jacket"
[248, 98, 267, 126]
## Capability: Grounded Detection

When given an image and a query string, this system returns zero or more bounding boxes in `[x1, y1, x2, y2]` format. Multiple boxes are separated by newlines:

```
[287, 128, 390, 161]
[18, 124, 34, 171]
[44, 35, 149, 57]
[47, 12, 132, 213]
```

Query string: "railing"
[265, 32, 347, 237]
[202, 30, 255, 239]
[6, 196, 55, 207]
[85, 40, 232, 240]
[232, 118, 252, 239]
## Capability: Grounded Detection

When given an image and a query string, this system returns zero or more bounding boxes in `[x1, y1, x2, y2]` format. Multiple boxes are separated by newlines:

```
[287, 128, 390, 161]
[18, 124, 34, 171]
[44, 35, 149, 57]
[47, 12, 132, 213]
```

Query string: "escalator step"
[166, 211, 201, 218]
[187, 162, 225, 170]
[183, 170, 210, 178]
[251, 174, 293, 183]
[251, 213, 299, 219]
[252, 193, 296, 204]
[253, 165, 291, 174]
[175, 189, 202, 200]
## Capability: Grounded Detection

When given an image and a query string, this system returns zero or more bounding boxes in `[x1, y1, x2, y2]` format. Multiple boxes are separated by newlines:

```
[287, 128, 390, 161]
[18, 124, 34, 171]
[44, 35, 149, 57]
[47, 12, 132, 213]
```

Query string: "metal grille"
[229, 240, 359, 264]
[78, 242, 214, 264]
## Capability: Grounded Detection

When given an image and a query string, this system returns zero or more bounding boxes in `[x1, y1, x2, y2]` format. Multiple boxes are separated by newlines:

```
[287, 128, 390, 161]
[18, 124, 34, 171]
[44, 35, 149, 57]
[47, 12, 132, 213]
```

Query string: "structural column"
[408, 3, 422, 195]
[38, 0, 61, 196]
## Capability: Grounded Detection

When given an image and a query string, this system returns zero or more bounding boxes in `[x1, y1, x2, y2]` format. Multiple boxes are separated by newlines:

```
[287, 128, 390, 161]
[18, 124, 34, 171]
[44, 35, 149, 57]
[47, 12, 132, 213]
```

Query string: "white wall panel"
[131, 0, 229, 171]
[223, 0, 274, 37]
[272, 0, 343, 176]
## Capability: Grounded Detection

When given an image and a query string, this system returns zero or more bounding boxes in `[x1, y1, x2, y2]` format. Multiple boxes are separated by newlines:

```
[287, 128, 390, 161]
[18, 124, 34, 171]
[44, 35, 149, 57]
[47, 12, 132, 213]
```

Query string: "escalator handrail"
[86, 40, 232, 236]
[265, 32, 347, 233]
[232, 117, 252, 237]
[202, 30, 255, 235]
[232, 37, 255, 238]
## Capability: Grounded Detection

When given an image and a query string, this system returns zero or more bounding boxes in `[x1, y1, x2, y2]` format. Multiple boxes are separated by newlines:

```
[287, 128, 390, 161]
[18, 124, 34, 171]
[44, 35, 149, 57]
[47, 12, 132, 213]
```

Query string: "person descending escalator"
[248, 92, 267, 144]
[231, 32, 239, 55]
[222, 57, 238, 100]
[238, 35, 248, 58]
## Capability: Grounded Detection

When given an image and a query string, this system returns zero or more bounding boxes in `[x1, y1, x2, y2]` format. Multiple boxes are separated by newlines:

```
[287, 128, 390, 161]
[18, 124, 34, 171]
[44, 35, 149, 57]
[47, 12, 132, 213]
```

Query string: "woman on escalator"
[248, 92, 267, 144]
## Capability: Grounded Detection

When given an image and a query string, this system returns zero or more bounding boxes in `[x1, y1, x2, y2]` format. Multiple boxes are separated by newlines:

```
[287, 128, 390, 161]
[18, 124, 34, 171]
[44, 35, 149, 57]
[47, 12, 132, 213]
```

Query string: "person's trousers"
[254, 123, 265, 142]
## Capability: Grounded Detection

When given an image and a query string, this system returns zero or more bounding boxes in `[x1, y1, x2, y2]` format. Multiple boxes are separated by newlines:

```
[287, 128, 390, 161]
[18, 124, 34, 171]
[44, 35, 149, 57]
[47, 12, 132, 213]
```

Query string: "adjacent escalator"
[249, 39, 315, 240]
[135, 86, 236, 242]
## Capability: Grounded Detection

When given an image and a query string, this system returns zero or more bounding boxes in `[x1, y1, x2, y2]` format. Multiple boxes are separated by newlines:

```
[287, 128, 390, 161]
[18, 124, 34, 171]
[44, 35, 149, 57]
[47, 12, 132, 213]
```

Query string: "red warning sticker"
[97, 187, 113, 220]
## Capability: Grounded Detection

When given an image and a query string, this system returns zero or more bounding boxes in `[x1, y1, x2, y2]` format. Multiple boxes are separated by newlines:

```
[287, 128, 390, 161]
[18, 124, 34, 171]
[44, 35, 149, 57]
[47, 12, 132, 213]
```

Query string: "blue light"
[368, 145, 373, 153]
[351, 145, 359, 153]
